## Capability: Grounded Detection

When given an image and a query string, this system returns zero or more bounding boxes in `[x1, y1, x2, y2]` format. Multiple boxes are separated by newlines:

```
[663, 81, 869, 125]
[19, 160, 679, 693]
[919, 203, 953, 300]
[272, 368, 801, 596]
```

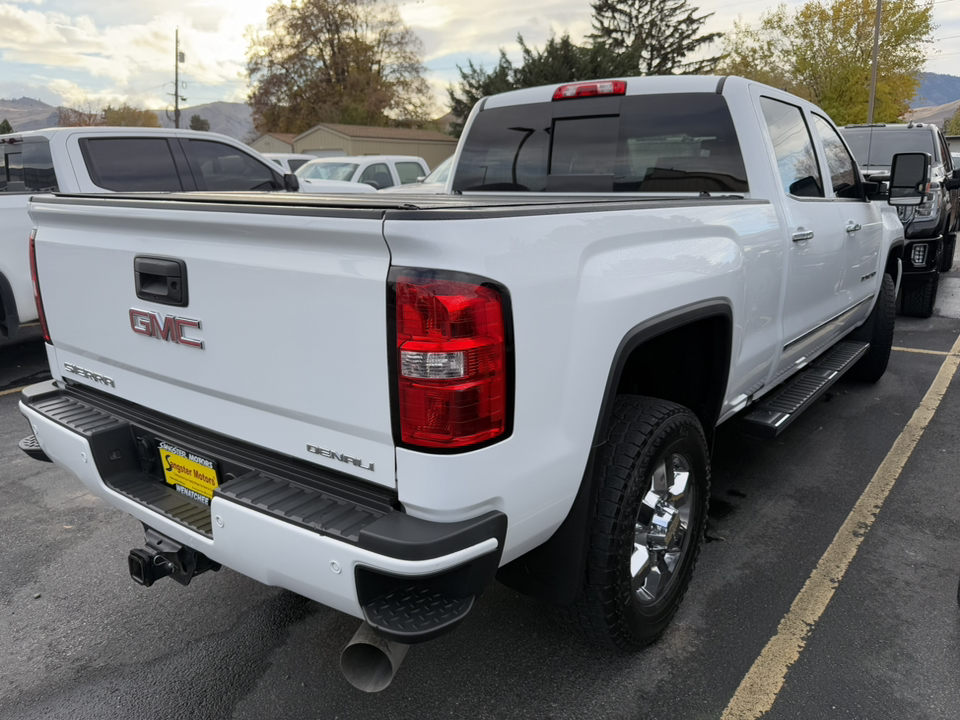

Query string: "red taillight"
[552, 80, 626, 101]
[28, 229, 51, 344]
[394, 272, 510, 449]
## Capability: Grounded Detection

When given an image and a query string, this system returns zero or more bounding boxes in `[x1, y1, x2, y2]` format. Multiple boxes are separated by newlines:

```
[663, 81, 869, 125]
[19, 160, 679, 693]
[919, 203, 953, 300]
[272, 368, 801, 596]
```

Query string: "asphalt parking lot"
[2, 288, 960, 719]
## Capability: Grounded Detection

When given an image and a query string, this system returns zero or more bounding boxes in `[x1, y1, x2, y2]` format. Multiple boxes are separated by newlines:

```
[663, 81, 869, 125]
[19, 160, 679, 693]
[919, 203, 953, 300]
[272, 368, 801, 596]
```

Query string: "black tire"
[559, 396, 709, 650]
[901, 272, 939, 318]
[848, 273, 895, 382]
[942, 233, 957, 273]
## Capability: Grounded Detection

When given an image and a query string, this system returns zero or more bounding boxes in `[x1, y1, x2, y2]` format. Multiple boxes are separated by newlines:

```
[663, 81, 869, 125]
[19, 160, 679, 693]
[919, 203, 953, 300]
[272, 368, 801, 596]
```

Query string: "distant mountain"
[911, 72, 960, 109]
[905, 98, 960, 129]
[0, 97, 255, 142]
[0, 97, 58, 132]
[154, 102, 255, 142]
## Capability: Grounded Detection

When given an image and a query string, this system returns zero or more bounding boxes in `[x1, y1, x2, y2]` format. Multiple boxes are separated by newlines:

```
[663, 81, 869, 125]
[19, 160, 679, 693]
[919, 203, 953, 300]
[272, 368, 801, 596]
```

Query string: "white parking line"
[722, 331, 960, 720]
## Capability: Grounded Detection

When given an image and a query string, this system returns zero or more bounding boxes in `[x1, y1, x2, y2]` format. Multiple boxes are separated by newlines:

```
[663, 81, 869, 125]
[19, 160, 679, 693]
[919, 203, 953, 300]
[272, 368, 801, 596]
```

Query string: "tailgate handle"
[135, 256, 188, 307]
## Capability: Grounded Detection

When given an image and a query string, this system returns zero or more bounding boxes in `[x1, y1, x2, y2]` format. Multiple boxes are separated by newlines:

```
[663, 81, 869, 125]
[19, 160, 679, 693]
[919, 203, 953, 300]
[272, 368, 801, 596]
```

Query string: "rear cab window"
[452, 93, 749, 194]
[80, 137, 185, 192]
[1, 138, 59, 193]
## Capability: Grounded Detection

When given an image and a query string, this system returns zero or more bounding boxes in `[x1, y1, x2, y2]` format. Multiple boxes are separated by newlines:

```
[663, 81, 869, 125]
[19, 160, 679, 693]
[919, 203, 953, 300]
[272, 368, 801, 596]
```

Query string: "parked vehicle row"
[295, 155, 429, 192]
[841, 122, 960, 316]
[17, 75, 930, 692]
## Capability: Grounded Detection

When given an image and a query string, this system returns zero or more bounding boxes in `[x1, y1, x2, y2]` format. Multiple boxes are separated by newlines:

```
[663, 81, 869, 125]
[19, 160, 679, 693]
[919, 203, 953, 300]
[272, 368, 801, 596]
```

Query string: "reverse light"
[28, 229, 51, 344]
[552, 80, 626, 101]
[911, 243, 928, 266]
[392, 270, 511, 449]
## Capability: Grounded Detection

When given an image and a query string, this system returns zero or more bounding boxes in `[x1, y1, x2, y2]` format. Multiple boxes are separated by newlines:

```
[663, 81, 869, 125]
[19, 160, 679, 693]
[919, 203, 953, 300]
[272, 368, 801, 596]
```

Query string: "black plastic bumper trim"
[358, 510, 507, 561]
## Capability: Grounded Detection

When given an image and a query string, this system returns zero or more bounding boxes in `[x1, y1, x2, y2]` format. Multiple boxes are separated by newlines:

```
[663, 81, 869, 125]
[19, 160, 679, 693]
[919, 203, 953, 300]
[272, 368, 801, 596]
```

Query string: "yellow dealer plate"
[158, 441, 219, 505]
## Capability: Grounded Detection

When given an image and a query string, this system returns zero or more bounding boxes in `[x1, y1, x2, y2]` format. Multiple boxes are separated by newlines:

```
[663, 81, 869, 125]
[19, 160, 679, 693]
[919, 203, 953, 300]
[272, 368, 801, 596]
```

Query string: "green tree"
[189, 114, 210, 131]
[590, 0, 723, 74]
[945, 107, 960, 136]
[102, 103, 161, 127]
[246, 0, 432, 134]
[720, 0, 934, 125]
[0, 118, 12, 134]
[447, 34, 636, 137]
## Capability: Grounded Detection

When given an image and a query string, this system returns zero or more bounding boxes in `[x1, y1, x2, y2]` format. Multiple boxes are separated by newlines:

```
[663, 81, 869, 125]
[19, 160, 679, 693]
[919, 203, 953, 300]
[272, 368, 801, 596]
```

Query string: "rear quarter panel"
[384, 202, 782, 562]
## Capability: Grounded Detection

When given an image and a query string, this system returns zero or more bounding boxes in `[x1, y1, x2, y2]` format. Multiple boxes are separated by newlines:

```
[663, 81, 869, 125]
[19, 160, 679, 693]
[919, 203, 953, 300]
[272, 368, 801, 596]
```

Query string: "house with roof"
[250, 123, 457, 169]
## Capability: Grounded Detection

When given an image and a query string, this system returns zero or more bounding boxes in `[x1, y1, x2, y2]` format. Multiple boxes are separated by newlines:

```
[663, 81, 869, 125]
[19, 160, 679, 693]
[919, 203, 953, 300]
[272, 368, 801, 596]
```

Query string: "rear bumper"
[19, 380, 506, 641]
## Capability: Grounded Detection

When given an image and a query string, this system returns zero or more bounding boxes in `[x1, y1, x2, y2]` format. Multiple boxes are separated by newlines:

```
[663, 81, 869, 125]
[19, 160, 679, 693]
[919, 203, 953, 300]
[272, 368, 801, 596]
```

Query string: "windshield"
[296, 162, 358, 181]
[423, 156, 453, 184]
[841, 128, 936, 168]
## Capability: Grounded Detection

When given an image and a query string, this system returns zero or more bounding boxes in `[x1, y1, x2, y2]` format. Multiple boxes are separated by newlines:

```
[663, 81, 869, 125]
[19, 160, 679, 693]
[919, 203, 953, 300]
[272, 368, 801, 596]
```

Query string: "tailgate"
[29, 197, 396, 488]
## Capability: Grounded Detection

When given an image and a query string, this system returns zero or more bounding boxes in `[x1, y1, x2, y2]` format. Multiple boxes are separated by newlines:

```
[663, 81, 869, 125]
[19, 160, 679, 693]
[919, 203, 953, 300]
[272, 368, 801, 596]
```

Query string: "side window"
[811, 115, 860, 199]
[287, 158, 309, 173]
[938, 133, 953, 173]
[396, 162, 425, 184]
[759, 97, 824, 198]
[1, 141, 59, 193]
[359, 163, 394, 189]
[81, 138, 183, 192]
[184, 140, 280, 191]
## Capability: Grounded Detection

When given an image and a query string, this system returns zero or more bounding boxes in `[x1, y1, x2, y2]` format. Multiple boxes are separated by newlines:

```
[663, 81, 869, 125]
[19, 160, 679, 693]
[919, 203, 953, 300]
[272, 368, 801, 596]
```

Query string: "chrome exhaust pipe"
[340, 622, 409, 692]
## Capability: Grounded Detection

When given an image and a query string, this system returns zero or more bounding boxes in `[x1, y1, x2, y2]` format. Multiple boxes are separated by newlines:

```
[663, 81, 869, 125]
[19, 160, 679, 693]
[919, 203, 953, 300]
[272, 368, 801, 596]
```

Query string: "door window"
[811, 115, 860, 199]
[759, 97, 823, 198]
[396, 162, 426, 184]
[80, 138, 183, 192]
[184, 140, 281, 191]
[359, 163, 394, 188]
[1, 140, 59, 193]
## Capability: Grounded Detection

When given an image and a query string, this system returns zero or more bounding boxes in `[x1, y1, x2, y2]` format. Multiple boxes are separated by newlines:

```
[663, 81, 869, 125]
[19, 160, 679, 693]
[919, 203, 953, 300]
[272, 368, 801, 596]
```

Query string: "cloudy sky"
[1, 0, 958, 116]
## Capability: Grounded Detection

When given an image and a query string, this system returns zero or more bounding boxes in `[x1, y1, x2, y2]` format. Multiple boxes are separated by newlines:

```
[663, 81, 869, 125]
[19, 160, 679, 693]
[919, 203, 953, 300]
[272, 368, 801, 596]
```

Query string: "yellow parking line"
[892, 346, 952, 356]
[722, 331, 960, 720]
[0, 386, 26, 397]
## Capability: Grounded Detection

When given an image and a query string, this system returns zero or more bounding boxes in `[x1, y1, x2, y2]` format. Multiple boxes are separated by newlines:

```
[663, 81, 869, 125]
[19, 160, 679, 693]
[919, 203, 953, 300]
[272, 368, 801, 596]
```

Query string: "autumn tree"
[57, 97, 104, 126]
[720, 0, 934, 125]
[246, 0, 432, 134]
[103, 104, 161, 127]
[0, 119, 12, 134]
[189, 114, 210, 131]
[590, 0, 723, 74]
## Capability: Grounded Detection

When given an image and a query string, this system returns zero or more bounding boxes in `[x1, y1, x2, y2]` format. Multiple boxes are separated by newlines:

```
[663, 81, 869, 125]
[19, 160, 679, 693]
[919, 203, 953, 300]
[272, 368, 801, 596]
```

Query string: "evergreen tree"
[446, 52, 515, 138]
[189, 114, 211, 131]
[0, 118, 12, 134]
[590, 0, 722, 75]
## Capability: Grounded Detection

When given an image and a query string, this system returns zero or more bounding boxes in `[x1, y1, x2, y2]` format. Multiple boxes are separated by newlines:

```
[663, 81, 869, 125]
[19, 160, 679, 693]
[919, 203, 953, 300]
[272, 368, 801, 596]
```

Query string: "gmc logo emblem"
[129, 308, 204, 349]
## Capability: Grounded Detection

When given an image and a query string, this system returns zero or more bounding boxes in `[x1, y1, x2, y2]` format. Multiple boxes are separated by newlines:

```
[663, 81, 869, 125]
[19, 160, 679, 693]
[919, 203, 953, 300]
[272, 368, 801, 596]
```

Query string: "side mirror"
[888, 152, 931, 206]
[284, 173, 300, 192]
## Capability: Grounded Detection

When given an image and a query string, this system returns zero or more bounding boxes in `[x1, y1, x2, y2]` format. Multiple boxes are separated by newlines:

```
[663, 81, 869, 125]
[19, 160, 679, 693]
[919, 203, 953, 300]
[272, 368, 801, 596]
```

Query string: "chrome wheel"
[631, 451, 694, 605]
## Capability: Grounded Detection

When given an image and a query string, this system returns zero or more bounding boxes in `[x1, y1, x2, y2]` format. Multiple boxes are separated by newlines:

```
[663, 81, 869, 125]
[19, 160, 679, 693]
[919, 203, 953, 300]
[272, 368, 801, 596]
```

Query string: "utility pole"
[172, 28, 186, 128]
[867, 0, 882, 124]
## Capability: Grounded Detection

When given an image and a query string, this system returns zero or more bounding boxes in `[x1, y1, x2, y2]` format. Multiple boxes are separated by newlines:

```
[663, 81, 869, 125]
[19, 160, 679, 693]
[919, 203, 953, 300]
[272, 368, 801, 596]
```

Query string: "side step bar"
[19, 434, 52, 462]
[741, 341, 869, 438]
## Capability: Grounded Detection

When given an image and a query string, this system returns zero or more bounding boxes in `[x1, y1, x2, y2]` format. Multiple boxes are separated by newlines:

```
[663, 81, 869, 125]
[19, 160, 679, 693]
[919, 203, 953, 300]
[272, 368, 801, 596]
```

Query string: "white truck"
[18, 76, 926, 691]
[0, 126, 301, 343]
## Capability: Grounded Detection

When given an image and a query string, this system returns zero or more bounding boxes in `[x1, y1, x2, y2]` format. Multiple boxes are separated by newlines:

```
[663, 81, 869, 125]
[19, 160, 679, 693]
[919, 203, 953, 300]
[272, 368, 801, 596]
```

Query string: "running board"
[741, 341, 869, 438]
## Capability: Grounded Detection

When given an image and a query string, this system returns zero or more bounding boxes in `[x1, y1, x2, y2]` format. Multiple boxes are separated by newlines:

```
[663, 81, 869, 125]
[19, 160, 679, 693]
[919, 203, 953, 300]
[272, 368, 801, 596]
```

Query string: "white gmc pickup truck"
[18, 76, 927, 691]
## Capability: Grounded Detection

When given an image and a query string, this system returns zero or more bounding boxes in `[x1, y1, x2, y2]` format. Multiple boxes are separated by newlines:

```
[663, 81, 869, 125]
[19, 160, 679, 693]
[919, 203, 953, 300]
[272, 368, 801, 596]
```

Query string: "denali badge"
[307, 444, 374, 472]
[129, 309, 204, 349]
[64, 363, 115, 388]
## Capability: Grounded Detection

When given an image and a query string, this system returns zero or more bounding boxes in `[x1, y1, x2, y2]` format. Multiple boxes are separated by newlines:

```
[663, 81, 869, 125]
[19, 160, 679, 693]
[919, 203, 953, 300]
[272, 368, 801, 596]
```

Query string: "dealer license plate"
[157, 441, 220, 505]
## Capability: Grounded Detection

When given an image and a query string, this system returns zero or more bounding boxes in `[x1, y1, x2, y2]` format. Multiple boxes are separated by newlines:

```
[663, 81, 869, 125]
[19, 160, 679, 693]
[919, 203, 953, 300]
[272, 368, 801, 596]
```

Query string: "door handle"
[792, 230, 814, 242]
[845, 222, 862, 233]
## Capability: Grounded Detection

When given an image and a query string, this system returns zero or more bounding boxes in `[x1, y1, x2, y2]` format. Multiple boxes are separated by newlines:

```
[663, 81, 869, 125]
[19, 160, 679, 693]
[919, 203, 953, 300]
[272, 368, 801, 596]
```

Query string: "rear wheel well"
[0, 271, 19, 339]
[613, 316, 730, 443]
